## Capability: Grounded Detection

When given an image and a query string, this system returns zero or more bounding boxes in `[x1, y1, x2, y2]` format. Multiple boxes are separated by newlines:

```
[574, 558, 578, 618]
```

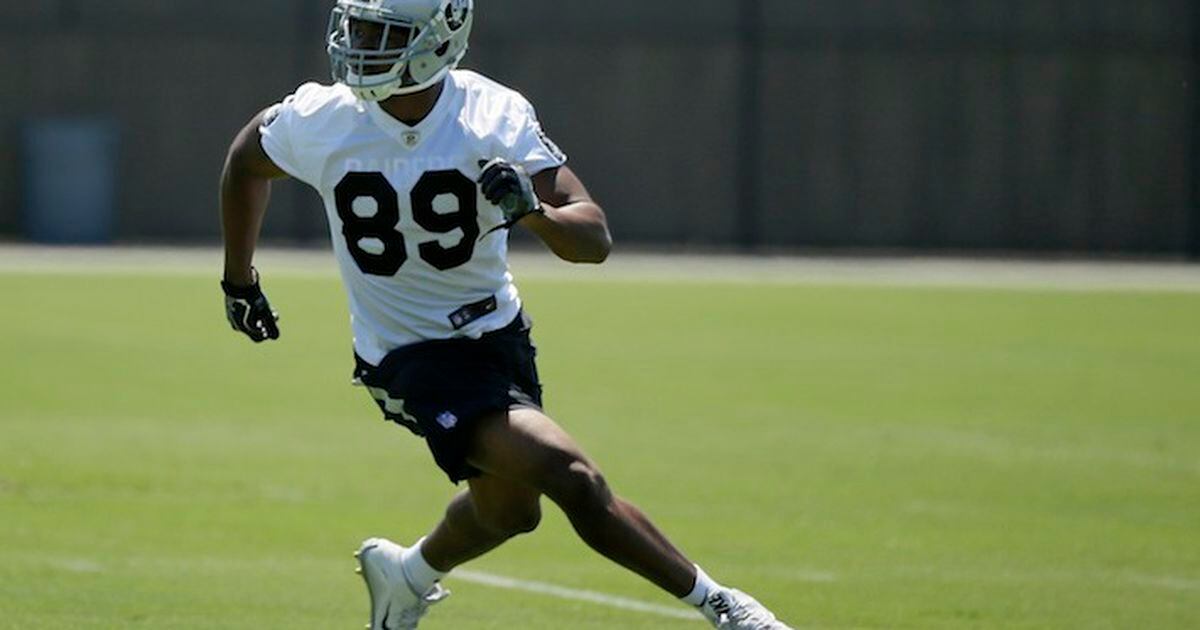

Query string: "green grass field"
[2, 261, 1198, 628]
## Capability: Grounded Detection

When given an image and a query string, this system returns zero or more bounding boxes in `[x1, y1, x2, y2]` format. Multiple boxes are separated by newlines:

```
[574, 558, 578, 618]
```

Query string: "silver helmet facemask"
[327, 0, 473, 102]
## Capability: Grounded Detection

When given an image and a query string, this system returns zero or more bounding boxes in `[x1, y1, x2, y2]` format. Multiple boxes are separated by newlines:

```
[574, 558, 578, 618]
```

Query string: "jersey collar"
[365, 78, 457, 150]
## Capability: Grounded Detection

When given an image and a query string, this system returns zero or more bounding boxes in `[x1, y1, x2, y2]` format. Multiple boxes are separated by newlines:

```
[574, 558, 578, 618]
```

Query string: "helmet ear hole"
[435, 42, 450, 57]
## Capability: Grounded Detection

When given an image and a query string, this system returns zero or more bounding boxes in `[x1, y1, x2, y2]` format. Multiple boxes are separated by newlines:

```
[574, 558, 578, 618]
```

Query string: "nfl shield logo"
[402, 131, 420, 147]
[436, 411, 458, 430]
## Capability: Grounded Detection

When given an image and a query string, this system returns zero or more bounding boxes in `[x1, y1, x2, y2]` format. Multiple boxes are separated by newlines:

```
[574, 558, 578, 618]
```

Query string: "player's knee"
[476, 502, 542, 537]
[502, 506, 543, 536]
[547, 460, 613, 515]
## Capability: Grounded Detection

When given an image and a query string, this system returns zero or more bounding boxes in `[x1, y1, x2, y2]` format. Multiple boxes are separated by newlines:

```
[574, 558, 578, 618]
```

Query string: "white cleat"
[355, 538, 449, 630]
[700, 588, 793, 630]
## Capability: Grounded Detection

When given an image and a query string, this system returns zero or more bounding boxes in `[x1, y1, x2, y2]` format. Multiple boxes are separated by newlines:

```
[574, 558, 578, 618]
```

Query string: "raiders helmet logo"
[446, 0, 470, 30]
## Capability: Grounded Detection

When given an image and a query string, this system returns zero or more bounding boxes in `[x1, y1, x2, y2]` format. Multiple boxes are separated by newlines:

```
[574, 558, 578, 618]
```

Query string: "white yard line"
[18, 549, 701, 620]
[29, 549, 700, 621]
[1, 244, 1199, 292]
[451, 569, 704, 621]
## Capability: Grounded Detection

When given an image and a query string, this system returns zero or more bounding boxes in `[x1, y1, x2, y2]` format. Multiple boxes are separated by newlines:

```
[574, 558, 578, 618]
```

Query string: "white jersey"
[259, 70, 567, 365]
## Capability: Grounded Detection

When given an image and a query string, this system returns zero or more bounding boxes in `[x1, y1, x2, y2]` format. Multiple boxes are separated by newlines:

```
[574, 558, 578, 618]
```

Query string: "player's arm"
[524, 166, 612, 264]
[221, 108, 288, 286]
[479, 161, 612, 264]
[219, 109, 288, 342]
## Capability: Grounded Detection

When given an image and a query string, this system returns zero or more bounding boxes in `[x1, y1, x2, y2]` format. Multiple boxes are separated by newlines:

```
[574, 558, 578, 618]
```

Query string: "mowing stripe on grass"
[452, 569, 705, 621]
[3, 245, 1200, 292]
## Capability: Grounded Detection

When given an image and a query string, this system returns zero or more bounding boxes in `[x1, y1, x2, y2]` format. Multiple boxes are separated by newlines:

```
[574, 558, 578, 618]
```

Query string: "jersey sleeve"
[258, 83, 324, 186]
[506, 98, 568, 175]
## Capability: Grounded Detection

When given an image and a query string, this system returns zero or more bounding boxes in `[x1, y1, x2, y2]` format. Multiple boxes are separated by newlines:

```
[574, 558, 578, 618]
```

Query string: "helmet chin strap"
[343, 60, 406, 102]
[349, 64, 452, 102]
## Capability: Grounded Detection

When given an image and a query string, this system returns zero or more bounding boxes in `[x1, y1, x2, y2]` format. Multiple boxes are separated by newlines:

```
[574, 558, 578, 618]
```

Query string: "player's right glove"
[221, 269, 280, 343]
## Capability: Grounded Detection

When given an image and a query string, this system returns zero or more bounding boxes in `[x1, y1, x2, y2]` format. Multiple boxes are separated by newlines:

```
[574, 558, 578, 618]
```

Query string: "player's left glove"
[478, 158, 543, 236]
[221, 269, 281, 343]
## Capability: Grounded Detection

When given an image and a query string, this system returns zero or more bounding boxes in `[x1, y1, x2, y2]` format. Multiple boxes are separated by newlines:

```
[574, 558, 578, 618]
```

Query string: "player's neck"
[378, 80, 446, 127]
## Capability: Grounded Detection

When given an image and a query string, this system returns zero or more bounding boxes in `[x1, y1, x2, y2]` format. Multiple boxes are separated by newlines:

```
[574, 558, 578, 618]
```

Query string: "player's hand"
[478, 158, 543, 227]
[221, 269, 280, 343]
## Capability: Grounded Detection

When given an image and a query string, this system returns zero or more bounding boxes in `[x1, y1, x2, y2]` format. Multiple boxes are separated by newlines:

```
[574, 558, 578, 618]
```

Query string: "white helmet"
[327, 0, 474, 101]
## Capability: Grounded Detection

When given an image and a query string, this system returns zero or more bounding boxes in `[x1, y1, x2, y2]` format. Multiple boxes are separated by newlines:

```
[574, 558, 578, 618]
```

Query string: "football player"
[219, 1, 791, 628]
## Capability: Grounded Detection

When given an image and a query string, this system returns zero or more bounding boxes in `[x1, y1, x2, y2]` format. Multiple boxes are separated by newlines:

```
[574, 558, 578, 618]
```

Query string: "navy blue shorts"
[353, 312, 543, 483]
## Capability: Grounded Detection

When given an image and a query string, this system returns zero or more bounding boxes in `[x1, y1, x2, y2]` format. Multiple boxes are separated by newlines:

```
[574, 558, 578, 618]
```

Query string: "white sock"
[681, 564, 721, 607]
[400, 538, 447, 595]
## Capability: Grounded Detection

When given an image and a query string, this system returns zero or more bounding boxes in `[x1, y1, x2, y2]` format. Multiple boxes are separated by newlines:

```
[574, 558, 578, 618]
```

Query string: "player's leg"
[360, 408, 790, 628]
[419, 474, 542, 572]
[460, 407, 793, 627]
[355, 474, 542, 629]
[464, 406, 698, 596]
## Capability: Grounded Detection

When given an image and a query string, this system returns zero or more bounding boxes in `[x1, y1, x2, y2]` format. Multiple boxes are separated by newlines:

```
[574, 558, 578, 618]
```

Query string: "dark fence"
[0, 1, 1196, 255]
